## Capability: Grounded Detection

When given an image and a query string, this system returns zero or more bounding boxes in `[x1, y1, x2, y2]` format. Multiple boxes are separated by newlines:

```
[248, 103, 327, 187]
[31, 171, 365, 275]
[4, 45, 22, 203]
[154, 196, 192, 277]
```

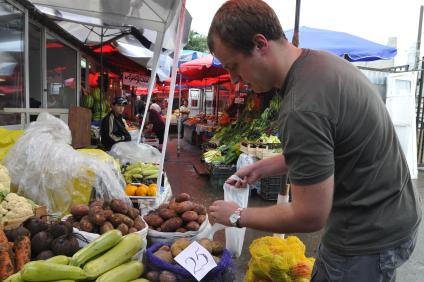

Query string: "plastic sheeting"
[3, 113, 129, 215]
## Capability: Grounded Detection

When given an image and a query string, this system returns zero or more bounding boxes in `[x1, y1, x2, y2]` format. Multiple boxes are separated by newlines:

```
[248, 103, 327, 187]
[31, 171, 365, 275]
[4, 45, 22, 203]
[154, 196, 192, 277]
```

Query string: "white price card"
[174, 241, 218, 281]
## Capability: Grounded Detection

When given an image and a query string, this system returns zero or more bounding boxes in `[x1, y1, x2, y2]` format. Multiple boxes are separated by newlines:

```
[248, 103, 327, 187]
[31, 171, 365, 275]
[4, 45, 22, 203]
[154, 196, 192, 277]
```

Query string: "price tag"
[174, 241, 217, 281]
[234, 97, 244, 104]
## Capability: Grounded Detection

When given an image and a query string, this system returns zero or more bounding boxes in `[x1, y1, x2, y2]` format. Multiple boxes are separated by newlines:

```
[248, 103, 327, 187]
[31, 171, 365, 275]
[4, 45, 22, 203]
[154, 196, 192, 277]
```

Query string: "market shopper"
[207, 1, 422, 281]
[146, 107, 165, 146]
[100, 96, 131, 151]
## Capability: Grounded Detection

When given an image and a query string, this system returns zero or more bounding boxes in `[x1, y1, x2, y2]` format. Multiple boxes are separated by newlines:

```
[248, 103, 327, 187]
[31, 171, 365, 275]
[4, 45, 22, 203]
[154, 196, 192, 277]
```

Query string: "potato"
[175, 201, 194, 214]
[79, 218, 94, 233]
[117, 223, 129, 235]
[102, 201, 111, 210]
[213, 256, 221, 264]
[192, 204, 207, 215]
[127, 207, 140, 219]
[154, 249, 173, 264]
[175, 193, 191, 203]
[159, 209, 178, 220]
[176, 227, 187, 233]
[171, 238, 190, 257]
[197, 238, 213, 253]
[104, 209, 113, 221]
[158, 203, 169, 210]
[159, 270, 177, 282]
[211, 241, 224, 256]
[134, 217, 146, 230]
[160, 217, 183, 232]
[168, 198, 178, 211]
[89, 208, 106, 226]
[159, 245, 170, 252]
[186, 221, 200, 231]
[100, 221, 114, 234]
[71, 204, 89, 218]
[181, 211, 198, 222]
[111, 213, 134, 228]
[146, 271, 160, 282]
[144, 214, 164, 228]
[197, 214, 206, 225]
[110, 199, 129, 214]
[128, 227, 138, 233]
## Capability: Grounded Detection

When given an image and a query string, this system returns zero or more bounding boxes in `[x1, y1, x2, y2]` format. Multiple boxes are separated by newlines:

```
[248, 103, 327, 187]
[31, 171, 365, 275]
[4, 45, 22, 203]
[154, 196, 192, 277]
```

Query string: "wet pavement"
[164, 135, 424, 281]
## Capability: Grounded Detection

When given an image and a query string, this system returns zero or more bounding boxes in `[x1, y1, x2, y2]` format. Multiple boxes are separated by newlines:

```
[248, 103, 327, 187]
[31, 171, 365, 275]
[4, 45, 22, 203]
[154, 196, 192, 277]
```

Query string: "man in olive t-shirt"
[207, 1, 421, 281]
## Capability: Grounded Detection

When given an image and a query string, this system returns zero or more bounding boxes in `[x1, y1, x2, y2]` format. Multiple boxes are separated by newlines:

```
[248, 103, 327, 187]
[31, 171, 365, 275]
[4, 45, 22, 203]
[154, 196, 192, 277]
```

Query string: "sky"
[186, 0, 424, 65]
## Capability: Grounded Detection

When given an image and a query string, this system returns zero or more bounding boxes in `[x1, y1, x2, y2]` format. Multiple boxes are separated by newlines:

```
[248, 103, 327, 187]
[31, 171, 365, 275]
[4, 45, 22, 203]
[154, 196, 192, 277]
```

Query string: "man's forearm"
[239, 203, 321, 233]
[254, 154, 288, 179]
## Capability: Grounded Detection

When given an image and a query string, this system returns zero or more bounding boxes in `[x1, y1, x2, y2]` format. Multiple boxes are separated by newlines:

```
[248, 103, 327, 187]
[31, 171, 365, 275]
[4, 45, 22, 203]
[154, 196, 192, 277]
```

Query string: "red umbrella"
[186, 73, 230, 87]
[179, 54, 227, 80]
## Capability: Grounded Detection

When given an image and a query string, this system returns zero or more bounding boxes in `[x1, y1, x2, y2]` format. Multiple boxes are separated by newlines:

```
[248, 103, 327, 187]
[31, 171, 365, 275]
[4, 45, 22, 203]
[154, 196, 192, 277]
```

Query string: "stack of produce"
[67, 199, 146, 235]
[0, 228, 31, 280]
[121, 162, 160, 184]
[145, 238, 234, 282]
[91, 87, 109, 121]
[143, 193, 207, 233]
[125, 183, 157, 197]
[204, 94, 282, 166]
[4, 230, 145, 282]
[245, 236, 315, 282]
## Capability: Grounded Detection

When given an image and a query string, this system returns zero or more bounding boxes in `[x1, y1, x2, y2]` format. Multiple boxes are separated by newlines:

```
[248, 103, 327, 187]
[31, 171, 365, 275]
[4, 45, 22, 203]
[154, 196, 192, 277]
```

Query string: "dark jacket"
[100, 111, 131, 150]
[148, 109, 165, 144]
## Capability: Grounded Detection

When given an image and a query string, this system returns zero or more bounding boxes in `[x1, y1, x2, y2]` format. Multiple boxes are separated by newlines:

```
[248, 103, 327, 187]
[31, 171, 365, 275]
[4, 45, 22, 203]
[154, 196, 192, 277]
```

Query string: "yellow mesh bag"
[245, 236, 315, 282]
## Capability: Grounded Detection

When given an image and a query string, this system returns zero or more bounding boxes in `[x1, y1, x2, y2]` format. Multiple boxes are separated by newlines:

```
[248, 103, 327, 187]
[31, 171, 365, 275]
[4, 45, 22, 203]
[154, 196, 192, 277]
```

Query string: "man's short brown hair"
[208, 0, 286, 55]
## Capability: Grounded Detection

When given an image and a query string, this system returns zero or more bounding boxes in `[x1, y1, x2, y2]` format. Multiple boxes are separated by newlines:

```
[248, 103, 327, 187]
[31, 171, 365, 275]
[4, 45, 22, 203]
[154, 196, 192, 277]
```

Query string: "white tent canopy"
[28, 0, 189, 189]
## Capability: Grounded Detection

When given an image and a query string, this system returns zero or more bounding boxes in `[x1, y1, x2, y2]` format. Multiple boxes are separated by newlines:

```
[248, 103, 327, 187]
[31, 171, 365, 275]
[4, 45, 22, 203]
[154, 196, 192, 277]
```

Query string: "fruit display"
[3, 230, 145, 281]
[121, 162, 160, 184]
[67, 199, 146, 235]
[143, 193, 207, 233]
[125, 183, 157, 197]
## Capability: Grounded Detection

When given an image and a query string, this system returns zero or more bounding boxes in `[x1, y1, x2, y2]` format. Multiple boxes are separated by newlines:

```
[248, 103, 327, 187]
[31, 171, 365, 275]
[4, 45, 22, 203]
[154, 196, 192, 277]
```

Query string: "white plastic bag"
[109, 141, 162, 164]
[223, 175, 250, 258]
[237, 153, 260, 192]
[4, 113, 129, 215]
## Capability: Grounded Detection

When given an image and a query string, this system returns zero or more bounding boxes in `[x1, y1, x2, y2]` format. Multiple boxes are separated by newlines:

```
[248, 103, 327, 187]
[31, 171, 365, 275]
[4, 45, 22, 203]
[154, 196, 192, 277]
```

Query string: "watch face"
[229, 213, 239, 224]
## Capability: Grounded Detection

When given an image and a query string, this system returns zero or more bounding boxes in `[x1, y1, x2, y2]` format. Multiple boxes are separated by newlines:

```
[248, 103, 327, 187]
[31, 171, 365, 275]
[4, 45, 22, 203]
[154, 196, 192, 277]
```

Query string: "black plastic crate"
[259, 175, 287, 201]
[209, 164, 237, 189]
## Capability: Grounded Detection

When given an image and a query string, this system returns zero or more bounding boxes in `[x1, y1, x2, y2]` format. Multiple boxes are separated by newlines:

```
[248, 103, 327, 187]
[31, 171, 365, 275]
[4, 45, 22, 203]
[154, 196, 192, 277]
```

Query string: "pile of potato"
[146, 238, 224, 281]
[67, 199, 146, 235]
[143, 193, 207, 233]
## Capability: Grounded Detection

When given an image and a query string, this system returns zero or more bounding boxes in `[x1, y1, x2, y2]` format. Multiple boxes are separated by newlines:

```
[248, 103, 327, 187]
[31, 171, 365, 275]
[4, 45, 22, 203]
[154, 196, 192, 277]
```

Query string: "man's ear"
[252, 34, 269, 53]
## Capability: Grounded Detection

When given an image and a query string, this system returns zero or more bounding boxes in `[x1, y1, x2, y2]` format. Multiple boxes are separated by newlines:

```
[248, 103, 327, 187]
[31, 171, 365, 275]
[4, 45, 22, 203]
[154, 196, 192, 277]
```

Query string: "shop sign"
[123, 72, 150, 88]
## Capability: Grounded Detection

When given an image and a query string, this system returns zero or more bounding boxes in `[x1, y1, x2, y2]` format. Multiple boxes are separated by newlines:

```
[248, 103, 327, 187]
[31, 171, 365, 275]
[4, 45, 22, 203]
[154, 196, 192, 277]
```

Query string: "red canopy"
[179, 55, 227, 80]
[186, 74, 230, 87]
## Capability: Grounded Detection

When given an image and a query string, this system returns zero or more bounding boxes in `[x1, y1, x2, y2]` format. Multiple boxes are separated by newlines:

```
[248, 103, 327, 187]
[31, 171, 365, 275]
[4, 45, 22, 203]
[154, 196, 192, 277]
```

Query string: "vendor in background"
[161, 99, 168, 116]
[100, 96, 131, 151]
[146, 107, 165, 147]
[134, 95, 146, 120]
[150, 98, 161, 113]
[179, 99, 190, 138]
[207, 1, 421, 281]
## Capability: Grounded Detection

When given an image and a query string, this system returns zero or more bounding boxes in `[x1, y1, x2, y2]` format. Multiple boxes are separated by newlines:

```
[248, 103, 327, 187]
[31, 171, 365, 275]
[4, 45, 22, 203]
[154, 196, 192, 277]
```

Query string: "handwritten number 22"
[185, 247, 209, 274]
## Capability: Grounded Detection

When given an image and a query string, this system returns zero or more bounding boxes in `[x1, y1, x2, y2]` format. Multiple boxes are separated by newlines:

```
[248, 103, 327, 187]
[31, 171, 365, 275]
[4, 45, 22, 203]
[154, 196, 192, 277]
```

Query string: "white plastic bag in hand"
[223, 175, 250, 258]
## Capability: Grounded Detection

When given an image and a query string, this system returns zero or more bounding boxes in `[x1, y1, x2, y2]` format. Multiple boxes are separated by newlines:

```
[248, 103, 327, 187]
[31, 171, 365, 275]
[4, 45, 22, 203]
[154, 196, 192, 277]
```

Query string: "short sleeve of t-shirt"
[281, 111, 335, 185]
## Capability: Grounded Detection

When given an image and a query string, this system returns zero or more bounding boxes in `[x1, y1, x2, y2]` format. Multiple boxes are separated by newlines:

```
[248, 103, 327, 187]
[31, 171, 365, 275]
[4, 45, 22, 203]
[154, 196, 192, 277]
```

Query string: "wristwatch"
[229, 208, 243, 228]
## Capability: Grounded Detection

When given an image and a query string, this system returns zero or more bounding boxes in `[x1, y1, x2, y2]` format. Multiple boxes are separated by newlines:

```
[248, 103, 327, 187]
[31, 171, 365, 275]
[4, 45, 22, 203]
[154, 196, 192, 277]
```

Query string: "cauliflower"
[2, 193, 33, 220]
[0, 204, 7, 215]
[0, 165, 11, 193]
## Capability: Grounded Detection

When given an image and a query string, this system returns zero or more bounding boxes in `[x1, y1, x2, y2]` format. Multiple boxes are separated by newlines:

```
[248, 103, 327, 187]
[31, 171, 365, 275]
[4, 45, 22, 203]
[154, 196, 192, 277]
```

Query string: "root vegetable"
[160, 217, 183, 232]
[99, 222, 114, 234]
[181, 211, 198, 222]
[71, 204, 89, 218]
[31, 231, 53, 256]
[197, 214, 206, 225]
[192, 204, 207, 215]
[127, 207, 140, 219]
[143, 214, 163, 228]
[111, 214, 134, 228]
[153, 249, 173, 264]
[14, 235, 31, 271]
[186, 221, 200, 231]
[159, 270, 177, 282]
[133, 217, 146, 230]
[110, 199, 129, 214]
[35, 250, 55, 260]
[174, 201, 194, 214]
[175, 193, 191, 203]
[117, 223, 129, 235]
[23, 217, 48, 237]
[89, 208, 106, 226]
[159, 209, 177, 220]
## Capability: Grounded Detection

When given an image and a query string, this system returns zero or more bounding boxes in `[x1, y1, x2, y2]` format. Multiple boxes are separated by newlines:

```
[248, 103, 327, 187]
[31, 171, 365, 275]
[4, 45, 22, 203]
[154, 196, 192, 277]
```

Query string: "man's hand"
[225, 163, 261, 188]
[208, 200, 240, 226]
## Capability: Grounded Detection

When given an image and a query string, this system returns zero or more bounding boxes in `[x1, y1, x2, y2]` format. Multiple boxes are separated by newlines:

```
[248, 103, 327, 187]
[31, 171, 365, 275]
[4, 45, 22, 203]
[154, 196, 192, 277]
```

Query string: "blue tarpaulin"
[284, 26, 397, 62]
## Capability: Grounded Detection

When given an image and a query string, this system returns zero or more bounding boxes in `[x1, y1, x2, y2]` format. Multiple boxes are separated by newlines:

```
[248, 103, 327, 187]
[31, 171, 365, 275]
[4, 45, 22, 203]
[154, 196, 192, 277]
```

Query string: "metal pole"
[415, 6, 423, 70]
[100, 28, 104, 113]
[177, 73, 182, 157]
[417, 57, 424, 133]
[156, 0, 187, 189]
[292, 0, 301, 47]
